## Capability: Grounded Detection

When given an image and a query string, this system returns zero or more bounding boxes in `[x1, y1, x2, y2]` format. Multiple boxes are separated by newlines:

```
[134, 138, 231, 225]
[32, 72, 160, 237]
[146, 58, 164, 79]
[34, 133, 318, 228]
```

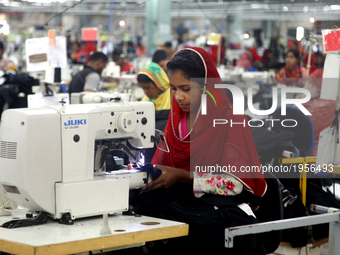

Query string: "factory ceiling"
[0, 0, 340, 21]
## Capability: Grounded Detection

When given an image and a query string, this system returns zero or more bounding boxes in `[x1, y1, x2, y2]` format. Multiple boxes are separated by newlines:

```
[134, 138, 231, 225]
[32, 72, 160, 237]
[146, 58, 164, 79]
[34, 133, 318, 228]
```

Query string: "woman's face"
[266, 52, 273, 61]
[139, 82, 162, 99]
[285, 52, 299, 69]
[168, 70, 202, 113]
[71, 42, 80, 52]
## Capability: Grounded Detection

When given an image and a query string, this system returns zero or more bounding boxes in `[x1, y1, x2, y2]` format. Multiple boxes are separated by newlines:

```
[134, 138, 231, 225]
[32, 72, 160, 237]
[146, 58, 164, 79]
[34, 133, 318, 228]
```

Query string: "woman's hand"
[142, 164, 192, 191]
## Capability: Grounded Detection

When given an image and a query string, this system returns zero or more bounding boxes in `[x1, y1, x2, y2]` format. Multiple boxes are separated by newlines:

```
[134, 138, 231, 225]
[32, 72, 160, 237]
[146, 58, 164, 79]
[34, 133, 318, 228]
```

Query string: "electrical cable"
[103, 0, 150, 33]
[44, 0, 86, 26]
[1, 211, 49, 229]
[195, 1, 220, 32]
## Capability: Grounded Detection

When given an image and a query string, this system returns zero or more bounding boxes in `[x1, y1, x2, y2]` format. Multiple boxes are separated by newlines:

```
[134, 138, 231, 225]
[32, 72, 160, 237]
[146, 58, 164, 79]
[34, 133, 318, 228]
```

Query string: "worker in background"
[70, 41, 81, 64]
[137, 62, 170, 111]
[152, 49, 170, 73]
[77, 41, 97, 63]
[276, 49, 307, 87]
[314, 51, 325, 69]
[112, 48, 136, 74]
[261, 49, 273, 63]
[236, 47, 261, 70]
[68, 52, 108, 94]
[164, 41, 176, 59]
[208, 37, 226, 65]
[0, 41, 17, 72]
[137, 62, 170, 162]
[236, 51, 253, 70]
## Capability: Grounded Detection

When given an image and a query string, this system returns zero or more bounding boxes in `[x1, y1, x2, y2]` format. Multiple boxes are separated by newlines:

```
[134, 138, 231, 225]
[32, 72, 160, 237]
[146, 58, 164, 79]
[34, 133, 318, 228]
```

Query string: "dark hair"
[112, 48, 124, 58]
[137, 73, 155, 86]
[314, 51, 324, 58]
[167, 49, 205, 80]
[286, 49, 300, 60]
[152, 50, 169, 64]
[164, 42, 172, 48]
[0, 41, 3, 50]
[88, 52, 108, 63]
[72, 41, 80, 48]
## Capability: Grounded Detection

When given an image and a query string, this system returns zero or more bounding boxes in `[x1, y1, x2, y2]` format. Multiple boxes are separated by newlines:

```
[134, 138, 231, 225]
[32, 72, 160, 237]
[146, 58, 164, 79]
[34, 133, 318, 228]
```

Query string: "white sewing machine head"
[71, 91, 135, 104]
[0, 101, 155, 220]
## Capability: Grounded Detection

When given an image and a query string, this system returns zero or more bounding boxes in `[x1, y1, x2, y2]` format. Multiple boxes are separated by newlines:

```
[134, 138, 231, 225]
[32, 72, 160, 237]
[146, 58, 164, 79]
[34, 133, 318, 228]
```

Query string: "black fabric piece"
[105, 154, 119, 171]
[251, 127, 300, 179]
[12, 73, 39, 93]
[68, 65, 96, 95]
[2, 73, 39, 96]
[271, 107, 314, 155]
[307, 179, 340, 240]
[155, 109, 169, 131]
[140, 163, 161, 182]
[2, 72, 39, 87]
[0, 73, 40, 117]
[1, 212, 49, 229]
[0, 87, 18, 120]
[251, 127, 295, 164]
[253, 177, 283, 254]
[0, 87, 18, 107]
[279, 178, 340, 245]
[280, 187, 309, 247]
[133, 184, 267, 254]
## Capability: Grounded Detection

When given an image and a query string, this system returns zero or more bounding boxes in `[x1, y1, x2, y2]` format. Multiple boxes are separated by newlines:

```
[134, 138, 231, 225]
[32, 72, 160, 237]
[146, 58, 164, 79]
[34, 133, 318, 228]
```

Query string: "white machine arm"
[225, 204, 340, 254]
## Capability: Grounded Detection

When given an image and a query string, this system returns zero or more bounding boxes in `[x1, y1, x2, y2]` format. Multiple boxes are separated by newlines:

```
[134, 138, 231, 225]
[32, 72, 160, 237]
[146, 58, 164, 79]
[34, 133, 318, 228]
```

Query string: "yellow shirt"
[142, 88, 171, 111]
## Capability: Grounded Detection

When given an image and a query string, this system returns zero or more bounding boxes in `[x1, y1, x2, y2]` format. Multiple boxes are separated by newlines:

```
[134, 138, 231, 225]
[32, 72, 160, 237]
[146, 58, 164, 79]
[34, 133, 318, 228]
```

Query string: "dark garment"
[251, 127, 296, 160]
[155, 110, 170, 132]
[68, 65, 96, 94]
[0, 73, 39, 119]
[0, 87, 18, 119]
[132, 184, 267, 255]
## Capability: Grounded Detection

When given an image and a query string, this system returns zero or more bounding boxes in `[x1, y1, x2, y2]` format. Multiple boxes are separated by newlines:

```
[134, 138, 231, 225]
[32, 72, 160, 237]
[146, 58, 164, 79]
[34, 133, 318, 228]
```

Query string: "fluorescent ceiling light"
[330, 5, 340, 10]
[296, 27, 304, 41]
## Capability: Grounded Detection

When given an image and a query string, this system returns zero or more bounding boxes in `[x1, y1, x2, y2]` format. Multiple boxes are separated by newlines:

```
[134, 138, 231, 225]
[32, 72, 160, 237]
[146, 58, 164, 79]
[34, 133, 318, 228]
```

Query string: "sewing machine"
[241, 70, 276, 85]
[0, 101, 155, 221]
[71, 91, 134, 104]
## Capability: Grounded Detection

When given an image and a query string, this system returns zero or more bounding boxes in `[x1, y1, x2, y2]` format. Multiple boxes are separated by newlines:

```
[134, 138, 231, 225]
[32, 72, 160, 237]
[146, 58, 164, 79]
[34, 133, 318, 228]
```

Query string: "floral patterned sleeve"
[193, 172, 243, 198]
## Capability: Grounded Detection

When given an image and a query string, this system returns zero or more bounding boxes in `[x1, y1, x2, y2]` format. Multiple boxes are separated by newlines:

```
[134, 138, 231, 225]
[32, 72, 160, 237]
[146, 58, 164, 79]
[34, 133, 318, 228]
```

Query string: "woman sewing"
[276, 49, 307, 87]
[135, 47, 267, 254]
[137, 62, 171, 162]
[138, 62, 171, 111]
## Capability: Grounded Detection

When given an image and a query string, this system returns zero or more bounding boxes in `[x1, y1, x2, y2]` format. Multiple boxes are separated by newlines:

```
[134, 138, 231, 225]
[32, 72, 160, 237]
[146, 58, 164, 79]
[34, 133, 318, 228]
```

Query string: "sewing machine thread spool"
[54, 67, 61, 83]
